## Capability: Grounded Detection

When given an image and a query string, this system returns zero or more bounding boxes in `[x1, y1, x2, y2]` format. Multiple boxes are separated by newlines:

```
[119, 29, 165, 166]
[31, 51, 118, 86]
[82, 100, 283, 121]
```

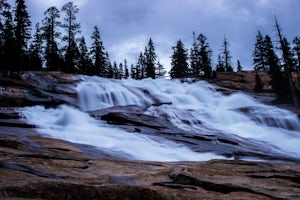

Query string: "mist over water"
[20, 76, 300, 161]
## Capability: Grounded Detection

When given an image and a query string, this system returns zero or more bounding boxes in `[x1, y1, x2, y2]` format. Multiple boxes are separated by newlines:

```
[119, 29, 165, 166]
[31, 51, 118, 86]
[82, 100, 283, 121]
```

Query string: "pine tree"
[293, 37, 300, 71]
[197, 33, 213, 77]
[61, 2, 81, 73]
[90, 26, 106, 76]
[282, 37, 297, 71]
[263, 35, 280, 74]
[118, 63, 123, 79]
[215, 54, 225, 72]
[78, 36, 92, 75]
[170, 39, 189, 78]
[42, 6, 62, 71]
[0, 0, 11, 71]
[144, 38, 157, 79]
[156, 61, 166, 78]
[14, 0, 31, 71]
[112, 61, 118, 79]
[253, 31, 267, 71]
[190, 31, 199, 75]
[221, 37, 233, 72]
[135, 52, 145, 79]
[124, 59, 129, 79]
[1, 2, 17, 72]
[130, 64, 135, 79]
[236, 60, 242, 72]
[28, 23, 43, 70]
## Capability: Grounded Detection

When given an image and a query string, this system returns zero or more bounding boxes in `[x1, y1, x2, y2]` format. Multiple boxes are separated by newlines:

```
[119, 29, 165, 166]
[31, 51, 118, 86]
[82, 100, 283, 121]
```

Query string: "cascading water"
[20, 76, 300, 161]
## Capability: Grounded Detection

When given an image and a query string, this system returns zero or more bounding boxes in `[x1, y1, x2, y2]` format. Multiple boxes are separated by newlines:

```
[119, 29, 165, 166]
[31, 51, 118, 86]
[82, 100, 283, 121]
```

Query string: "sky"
[7, 0, 300, 71]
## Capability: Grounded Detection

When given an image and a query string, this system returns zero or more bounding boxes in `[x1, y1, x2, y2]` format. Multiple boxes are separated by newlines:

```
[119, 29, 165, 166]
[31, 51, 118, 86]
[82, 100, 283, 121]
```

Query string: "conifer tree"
[293, 37, 300, 71]
[221, 37, 233, 72]
[124, 59, 129, 79]
[144, 38, 157, 79]
[112, 61, 118, 79]
[156, 61, 166, 78]
[253, 31, 267, 71]
[61, 2, 81, 73]
[197, 33, 213, 77]
[14, 0, 31, 71]
[215, 54, 225, 72]
[135, 52, 145, 79]
[282, 37, 297, 71]
[42, 6, 62, 71]
[263, 35, 280, 74]
[28, 23, 43, 70]
[170, 39, 189, 78]
[78, 36, 92, 74]
[118, 63, 123, 79]
[1, 2, 17, 72]
[190, 31, 199, 75]
[90, 26, 106, 76]
[236, 60, 242, 72]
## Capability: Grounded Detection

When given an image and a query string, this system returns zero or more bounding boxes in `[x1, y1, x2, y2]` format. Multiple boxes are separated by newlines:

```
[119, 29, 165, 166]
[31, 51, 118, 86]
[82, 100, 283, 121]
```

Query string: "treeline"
[0, 0, 166, 79]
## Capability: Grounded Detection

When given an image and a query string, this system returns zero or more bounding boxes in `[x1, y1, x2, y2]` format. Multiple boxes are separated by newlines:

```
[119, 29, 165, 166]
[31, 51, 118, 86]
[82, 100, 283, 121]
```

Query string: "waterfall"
[20, 76, 300, 161]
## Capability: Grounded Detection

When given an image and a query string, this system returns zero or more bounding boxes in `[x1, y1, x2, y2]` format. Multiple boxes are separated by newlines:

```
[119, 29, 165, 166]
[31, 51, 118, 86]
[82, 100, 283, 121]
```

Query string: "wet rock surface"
[1, 71, 300, 199]
[1, 133, 300, 200]
[0, 72, 78, 107]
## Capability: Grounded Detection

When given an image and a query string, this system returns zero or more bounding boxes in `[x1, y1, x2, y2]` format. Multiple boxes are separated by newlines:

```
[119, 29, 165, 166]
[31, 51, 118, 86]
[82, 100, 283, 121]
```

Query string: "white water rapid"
[20, 76, 300, 161]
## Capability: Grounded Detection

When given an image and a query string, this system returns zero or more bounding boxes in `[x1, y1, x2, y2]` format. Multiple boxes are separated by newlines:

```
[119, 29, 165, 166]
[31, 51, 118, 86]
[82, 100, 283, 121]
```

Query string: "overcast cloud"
[8, 0, 300, 70]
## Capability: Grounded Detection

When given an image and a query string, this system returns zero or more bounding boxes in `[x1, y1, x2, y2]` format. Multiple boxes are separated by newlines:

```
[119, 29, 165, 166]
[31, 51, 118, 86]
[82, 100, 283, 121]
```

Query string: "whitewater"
[20, 76, 300, 162]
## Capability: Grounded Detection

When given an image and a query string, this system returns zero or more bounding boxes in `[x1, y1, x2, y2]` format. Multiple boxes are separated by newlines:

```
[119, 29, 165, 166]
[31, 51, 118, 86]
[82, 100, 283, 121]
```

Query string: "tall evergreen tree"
[90, 26, 106, 76]
[293, 37, 300, 71]
[124, 59, 129, 79]
[253, 31, 267, 71]
[144, 38, 157, 79]
[28, 23, 43, 70]
[134, 52, 145, 79]
[0, 0, 14, 72]
[197, 33, 213, 77]
[236, 60, 242, 72]
[14, 0, 31, 71]
[190, 31, 199, 75]
[221, 37, 233, 72]
[215, 54, 225, 72]
[61, 2, 81, 73]
[282, 37, 297, 71]
[156, 61, 166, 78]
[263, 35, 280, 74]
[78, 36, 92, 74]
[170, 39, 189, 78]
[42, 6, 62, 71]
[112, 61, 118, 79]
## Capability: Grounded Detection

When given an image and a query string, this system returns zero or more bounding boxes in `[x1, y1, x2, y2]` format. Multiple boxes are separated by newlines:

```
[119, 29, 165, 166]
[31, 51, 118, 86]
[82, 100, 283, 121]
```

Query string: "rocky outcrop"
[1, 133, 300, 200]
[0, 72, 78, 107]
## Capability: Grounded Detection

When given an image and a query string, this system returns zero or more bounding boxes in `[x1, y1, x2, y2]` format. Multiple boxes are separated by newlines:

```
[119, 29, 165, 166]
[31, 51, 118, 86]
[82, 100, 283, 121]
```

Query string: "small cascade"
[77, 78, 154, 111]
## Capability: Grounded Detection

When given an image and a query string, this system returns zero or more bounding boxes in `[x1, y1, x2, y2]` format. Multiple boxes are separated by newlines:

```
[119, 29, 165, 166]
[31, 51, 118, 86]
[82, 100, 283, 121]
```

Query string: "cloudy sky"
[8, 0, 300, 71]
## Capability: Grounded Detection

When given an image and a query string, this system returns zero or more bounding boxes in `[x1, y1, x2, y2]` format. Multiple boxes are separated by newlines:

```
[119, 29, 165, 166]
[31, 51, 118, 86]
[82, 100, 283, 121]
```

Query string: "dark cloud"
[8, 0, 300, 70]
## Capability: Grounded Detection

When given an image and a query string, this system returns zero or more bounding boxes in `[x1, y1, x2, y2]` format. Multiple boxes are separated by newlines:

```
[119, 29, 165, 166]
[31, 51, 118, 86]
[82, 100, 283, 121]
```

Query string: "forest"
[0, 0, 300, 105]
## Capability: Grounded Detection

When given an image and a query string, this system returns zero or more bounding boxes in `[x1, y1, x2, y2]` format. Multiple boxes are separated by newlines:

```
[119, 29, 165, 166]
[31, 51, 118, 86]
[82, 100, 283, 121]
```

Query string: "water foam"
[20, 105, 224, 161]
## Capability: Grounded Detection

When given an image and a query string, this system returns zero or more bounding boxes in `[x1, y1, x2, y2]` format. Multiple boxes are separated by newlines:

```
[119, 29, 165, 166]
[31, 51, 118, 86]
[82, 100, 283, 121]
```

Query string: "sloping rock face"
[0, 72, 78, 107]
[1, 134, 300, 200]
[1, 71, 300, 199]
